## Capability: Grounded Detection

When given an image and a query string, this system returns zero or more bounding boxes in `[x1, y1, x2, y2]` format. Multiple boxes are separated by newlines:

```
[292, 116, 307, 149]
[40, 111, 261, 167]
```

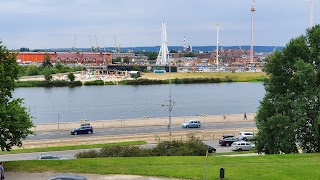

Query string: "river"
[12, 82, 265, 124]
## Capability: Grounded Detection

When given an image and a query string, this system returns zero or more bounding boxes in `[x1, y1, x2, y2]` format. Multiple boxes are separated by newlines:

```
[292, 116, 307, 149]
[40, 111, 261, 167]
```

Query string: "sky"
[0, 0, 317, 49]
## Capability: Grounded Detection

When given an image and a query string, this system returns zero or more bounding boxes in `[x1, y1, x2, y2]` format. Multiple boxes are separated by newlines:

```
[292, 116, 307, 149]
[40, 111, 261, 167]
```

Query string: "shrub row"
[75, 135, 208, 158]
[15, 80, 82, 87]
[119, 77, 233, 85]
[83, 80, 105, 86]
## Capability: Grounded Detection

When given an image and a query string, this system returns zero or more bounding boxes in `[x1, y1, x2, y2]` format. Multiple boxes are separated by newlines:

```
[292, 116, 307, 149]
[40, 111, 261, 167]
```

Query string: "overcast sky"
[0, 0, 317, 49]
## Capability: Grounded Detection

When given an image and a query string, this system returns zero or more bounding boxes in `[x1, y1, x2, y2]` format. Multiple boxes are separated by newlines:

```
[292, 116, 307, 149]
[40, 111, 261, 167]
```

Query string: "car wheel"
[238, 148, 242, 151]
[90, 131, 93, 134]
[74, 132, 78, 135]
[198, 125, 200, 128]
[186, 125, 189, 128]
[226, 143, 230, 146]
[243, 137, 248, 141]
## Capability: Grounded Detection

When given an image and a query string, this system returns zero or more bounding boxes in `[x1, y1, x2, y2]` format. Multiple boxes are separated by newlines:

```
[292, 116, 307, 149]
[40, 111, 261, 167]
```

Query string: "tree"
[43, 67, 53, 81]
[123, 56, 130, 64]
[147, 52, 158, 60]
[184, 52, 195, 57]
[255, 25, 320, 154]
[0, 42, 33, 151]
[112, 57, 122, 64]
[67, 72, 75, 82]
[42, 53, 52, 67]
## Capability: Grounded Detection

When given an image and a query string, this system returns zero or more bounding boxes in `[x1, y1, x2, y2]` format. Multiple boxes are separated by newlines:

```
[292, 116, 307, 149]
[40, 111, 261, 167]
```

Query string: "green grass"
[5, 153, 320, 180]
[0, 141, 147, 154]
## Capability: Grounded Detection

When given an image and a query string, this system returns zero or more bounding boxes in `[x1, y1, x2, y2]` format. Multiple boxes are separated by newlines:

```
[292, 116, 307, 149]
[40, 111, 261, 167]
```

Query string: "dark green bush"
[74, 150, 99, 158]
[104, 81, 115, 85]
[84, 80, 104, 86]
[15, 80, 82, 87]
[75, 135, 208, 158]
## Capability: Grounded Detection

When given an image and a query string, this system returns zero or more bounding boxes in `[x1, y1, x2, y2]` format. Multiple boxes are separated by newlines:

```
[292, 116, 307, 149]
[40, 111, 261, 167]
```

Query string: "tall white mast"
[156, 21, 169, 65]
[310, 0, 314, 28]
[250, 0, 255, 63]
[216, 23, 219, 67]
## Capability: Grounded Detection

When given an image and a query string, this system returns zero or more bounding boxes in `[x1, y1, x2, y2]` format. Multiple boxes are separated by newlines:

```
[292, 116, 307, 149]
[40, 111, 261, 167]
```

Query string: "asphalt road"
[0, 140, 233, 162]
[27, 121, 256, 141]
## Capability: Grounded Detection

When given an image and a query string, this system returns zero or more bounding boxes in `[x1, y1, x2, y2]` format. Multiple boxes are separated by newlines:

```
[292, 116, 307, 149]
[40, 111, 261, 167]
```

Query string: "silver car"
[181, 119, 201, 128]
[36, 154, 68, 160]
[48, 174, 88, 180]
[231, 141, 255, 151]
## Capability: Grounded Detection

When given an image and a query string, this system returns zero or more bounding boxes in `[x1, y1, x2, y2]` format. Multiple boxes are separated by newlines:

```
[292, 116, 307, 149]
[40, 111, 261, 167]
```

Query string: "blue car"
[181, 119, 201, 128]
[71, 124, 93, 135]
[48, 174, 88, 180]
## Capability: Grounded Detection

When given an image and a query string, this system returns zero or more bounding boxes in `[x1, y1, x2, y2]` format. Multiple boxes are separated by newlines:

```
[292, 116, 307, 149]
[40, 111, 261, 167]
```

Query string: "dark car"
[48, 174, 88, 180]
[206, 145, 216, 153]
[219, 137, 237, 146]
[36, 154, 67, 160]
[71, 124, 93, 135]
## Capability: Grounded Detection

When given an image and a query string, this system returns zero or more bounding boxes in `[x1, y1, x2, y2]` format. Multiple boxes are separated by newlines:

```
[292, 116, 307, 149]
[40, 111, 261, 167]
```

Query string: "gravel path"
[6, 172, 181, 180]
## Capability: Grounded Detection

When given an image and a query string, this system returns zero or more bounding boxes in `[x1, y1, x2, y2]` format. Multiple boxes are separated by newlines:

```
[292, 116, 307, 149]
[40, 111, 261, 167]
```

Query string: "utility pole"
[250, 0, 255, 64]
[168, 53, 173, 136]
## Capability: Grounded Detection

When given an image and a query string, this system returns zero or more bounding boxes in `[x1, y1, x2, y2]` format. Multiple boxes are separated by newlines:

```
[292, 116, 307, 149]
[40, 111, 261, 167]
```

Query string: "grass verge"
[5, 153, 320, 180]
[0, 141, 147, 155]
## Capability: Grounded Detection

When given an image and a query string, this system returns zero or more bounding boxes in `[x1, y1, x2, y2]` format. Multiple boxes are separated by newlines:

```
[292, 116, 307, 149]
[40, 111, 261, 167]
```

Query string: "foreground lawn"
[141, 72, 268, 82]
[0, 141, 147, 154]
[5, 153, 320, 180]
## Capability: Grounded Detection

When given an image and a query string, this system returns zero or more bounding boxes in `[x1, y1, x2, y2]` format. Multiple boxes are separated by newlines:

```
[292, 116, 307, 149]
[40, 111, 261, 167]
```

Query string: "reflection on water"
[13, 82, 265, 123]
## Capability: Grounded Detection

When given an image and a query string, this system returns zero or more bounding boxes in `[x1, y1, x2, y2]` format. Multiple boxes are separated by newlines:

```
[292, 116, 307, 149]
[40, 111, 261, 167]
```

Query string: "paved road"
[27, 122, 256, 141]
[0, 140, 233, 162]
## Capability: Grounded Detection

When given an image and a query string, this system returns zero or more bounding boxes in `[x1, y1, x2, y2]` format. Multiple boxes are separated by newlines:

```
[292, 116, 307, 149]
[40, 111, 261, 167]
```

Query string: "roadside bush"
[74, 150, 99, 158]
[75, 135, 208, 158]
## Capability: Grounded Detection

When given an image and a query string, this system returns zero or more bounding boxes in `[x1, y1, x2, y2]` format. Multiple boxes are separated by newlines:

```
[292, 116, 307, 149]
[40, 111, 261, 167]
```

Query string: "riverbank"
[33, 113, 255, 132]
[17, 72, 268, 87]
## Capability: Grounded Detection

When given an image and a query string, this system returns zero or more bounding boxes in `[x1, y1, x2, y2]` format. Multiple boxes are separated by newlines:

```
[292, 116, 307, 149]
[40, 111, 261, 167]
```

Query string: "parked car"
[36, 154, 67, 160]
[48, 174, 88, 180]
[206, 145, 217, 153]
[181, 119, 201, 128]
[231, 141, 255, 151]
[71, 124, 93, 135]
[236, 131, 255, 141]
[219, 137, 237, 146]
[221, 134, 234, 139]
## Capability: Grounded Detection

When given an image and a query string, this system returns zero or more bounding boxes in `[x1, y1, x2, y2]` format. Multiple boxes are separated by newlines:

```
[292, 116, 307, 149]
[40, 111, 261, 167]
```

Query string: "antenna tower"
[72, 34, 77, 52]
[156, 21, 169, 65]
[216, 23, 219, 67]
[250, 0, 255, 63]
[89, 35, 94, 52]
[95, 35, 101, 52]
[183, 36, 186, 52]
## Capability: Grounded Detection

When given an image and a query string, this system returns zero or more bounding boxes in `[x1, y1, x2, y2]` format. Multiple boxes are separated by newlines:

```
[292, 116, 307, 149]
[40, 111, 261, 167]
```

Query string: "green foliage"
[112, 57, 122, 64]
[75, 135, 208, 158]
[123, 56, 130, 64]
[15, 80, 82, 88]
[0, 41, 33, 151]
[42, 53, 52, 67]
[147, 52, 158, 60]
[84, 80, 104, 86]
[184, 52, 195, 57]
[256, 25, 320, 154]
[67, 72, 75, 81]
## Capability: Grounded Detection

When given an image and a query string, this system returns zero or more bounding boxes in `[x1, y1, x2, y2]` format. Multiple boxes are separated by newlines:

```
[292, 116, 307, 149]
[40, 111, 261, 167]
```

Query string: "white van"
[231, 141, 255, 151]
